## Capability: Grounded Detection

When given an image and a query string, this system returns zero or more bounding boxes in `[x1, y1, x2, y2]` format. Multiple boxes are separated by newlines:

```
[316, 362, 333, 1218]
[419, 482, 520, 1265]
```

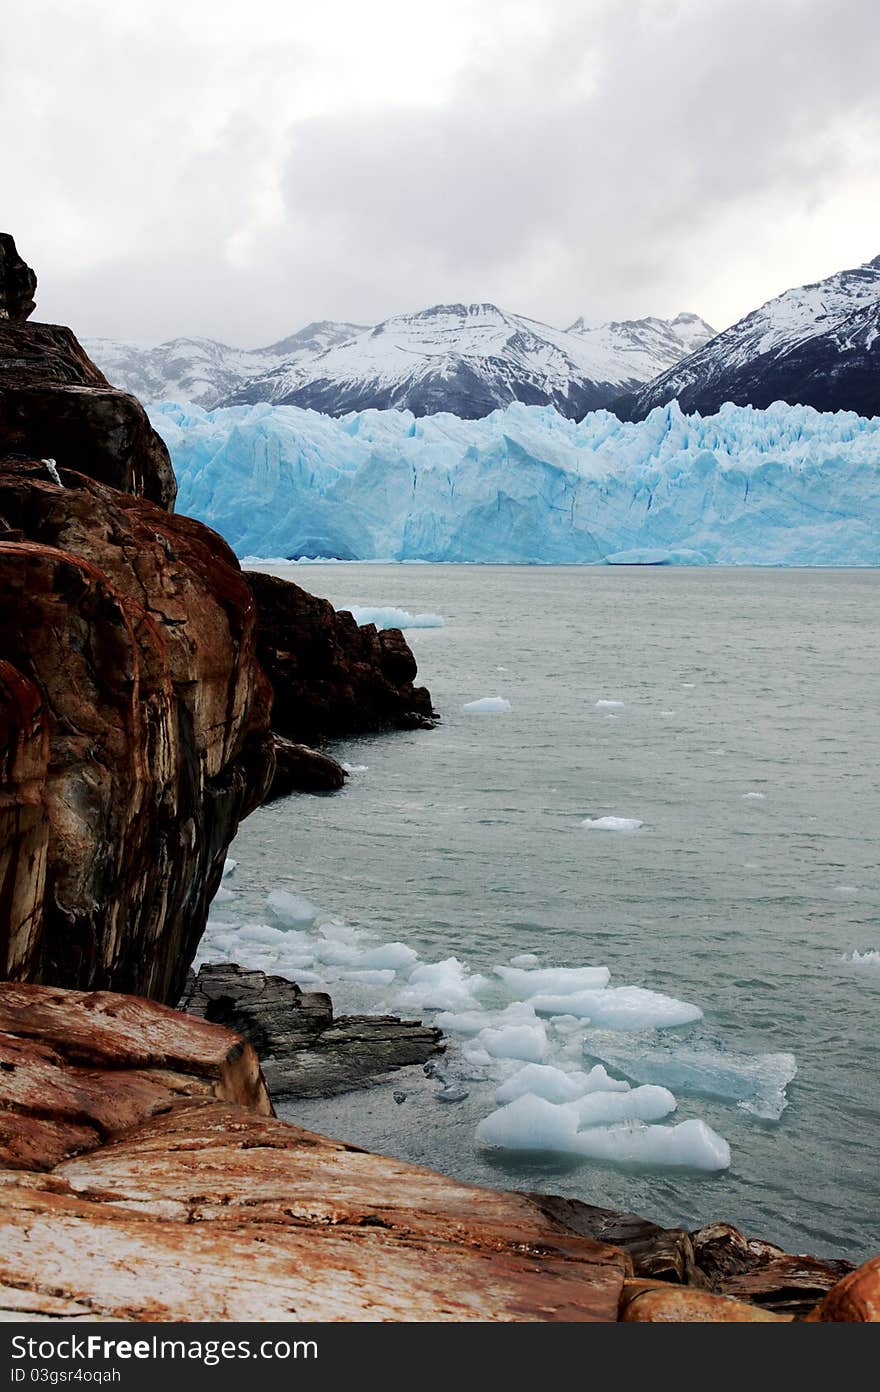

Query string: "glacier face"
[151, 398, 880, 566]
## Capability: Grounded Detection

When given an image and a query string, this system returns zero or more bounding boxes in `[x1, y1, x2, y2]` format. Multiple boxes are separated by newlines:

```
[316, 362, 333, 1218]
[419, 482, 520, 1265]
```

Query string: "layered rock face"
[0, 235, 36, 322]
[247, 569, 435, 743]
[0, 241, 273, 1001]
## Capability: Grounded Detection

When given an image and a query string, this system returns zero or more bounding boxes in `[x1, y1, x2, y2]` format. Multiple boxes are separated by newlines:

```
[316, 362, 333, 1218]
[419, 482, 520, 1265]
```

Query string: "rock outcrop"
[265, 734, 347, 799]
[0, 320, 176, 509]
[1, 981, 876, 1323]
[0, 241, 273, 1001]
[528, 1198, 854, 1319]
[181, 962, 443, 1098]
[0, 235, 37, 323]
[247, 569, 435, 744]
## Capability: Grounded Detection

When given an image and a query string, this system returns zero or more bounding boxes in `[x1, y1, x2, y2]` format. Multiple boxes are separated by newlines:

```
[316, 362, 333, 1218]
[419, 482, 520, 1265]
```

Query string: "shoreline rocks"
[181, 962, 443, 1098]
[1, 980, 876, 1322]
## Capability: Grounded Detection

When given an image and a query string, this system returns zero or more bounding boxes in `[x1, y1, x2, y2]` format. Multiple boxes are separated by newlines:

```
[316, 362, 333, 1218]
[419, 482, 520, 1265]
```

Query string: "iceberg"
[462, 696, 511, 713]
[341, 605, 444, 630]
[150, 398, 880, 566]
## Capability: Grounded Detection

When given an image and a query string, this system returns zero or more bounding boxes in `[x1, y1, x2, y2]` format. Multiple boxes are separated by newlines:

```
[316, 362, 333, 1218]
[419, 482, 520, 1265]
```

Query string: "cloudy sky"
[5, 0, 879, 345]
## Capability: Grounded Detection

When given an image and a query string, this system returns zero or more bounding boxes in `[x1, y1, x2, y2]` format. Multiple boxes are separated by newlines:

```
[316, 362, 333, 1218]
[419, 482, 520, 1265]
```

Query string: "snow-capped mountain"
[150, 398, 880, 567]
[616, 253, 880, 420]
[83, 321, 363, 410]
[85, 304, 715, 418]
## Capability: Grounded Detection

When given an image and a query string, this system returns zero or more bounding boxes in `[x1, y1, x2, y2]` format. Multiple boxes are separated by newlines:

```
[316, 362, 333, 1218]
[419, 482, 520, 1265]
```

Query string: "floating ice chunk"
[742, 791, 766, 800]
[495, 964, 610, 996]
[337, 968, 396, 985]
[222, 858, 237, 878]
[571, 1084, 676, 1127]
[397, 957, 489, 1011]
[660, 710, 676, 717]
[530, 986, 703, 1029]
[594, 699, 625, 710]
[581, 816, 643, 831]
[341, 762, 369, 774]
[477, 1021, 548, 1063]
[510, 953, 540, 968]
[463, 696, 511, 713]
[475, 1095, 729, 1170]
[461, 1041, 493, 1068]
[435, 1008, 488, 1034]
[584, 1032, 796, 1120]
[833, 885, 861, 896]
[211, 886, 235, 905]
[844, 949, 880, 969]
[342, 606, 443, 630]
[495, 1062, 630, 1106]
[267, 889, 321, 928]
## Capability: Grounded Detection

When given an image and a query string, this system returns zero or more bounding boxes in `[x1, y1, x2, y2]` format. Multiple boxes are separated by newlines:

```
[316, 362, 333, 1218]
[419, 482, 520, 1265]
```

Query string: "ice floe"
[581, 816, 643, 831]
[495, 965, 610, 996]
[583, 1031, 796, 1121]
[341, 605, 444, 630]
[843, 949, 880, 970]
[462, 696, 511, 713]
[594, 699, 625, 710]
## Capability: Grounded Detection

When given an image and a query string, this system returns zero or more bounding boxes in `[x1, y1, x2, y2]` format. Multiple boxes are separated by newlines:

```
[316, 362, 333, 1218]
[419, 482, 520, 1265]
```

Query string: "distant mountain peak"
[85, 301, 715, 419]
[614, 253, 880, 421]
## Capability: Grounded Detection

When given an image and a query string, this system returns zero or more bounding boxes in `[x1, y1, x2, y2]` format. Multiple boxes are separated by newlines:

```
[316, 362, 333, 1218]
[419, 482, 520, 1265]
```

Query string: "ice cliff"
[150, 399, 880, 567]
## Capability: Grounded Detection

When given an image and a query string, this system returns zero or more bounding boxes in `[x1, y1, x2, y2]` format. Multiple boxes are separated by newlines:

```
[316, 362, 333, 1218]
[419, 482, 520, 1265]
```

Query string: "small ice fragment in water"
[463, 696, 511, 713]
[397, 957, 489, 1011]
[495, 964, 610, 995]
[594, 699, 625, 710]
[660, 710, 676, 716]
[843, 949, 880, 970]
[495, 1062, 630, 1105]
[581, 816, 643, 831]
[530, 985, 703, 1029]
[222, 858, 236, 878]
[742, 792, 766, 800]
[833, 885, 860, 895]
[436, 1083, 470, 1103]
[342, 762, 368, 773]
[267, 888, 321, 928]
[510, 953, 540, 968]
[477, 1020, 548, 1063]
[475, 1095, 729, 1171]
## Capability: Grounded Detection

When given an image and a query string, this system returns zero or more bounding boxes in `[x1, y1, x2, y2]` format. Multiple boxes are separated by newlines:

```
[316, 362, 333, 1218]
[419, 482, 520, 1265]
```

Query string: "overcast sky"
[4, 0, 879, 345]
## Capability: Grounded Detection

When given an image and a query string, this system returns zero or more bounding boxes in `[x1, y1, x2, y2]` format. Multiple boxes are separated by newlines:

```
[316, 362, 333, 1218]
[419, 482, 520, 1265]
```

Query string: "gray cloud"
[5, 0, 879, 344]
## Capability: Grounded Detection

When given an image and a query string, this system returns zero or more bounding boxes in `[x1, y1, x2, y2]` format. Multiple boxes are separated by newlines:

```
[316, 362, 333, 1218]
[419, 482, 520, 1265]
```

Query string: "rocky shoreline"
[1, 233, 878, 1321]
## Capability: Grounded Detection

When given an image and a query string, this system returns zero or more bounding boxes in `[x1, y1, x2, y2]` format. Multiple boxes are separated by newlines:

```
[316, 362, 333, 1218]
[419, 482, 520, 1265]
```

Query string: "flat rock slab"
[0, 982, 271, 1169]
[181, 963, 444, 1098]
[1, 1104, 628, 1322]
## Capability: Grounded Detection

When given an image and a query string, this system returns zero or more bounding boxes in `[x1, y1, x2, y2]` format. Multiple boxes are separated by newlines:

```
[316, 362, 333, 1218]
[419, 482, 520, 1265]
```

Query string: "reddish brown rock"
[0, 659, 49, 980]
[805, 1255, 880, 1322]
[0, 320, 176, 509]
[690, 1221, 853, 1316]
[0, 234, 37, 323]
[0, 981, 272, 1170]
[619, 1280, 791, 1322]
[246, 569, 435, 743]
[0, 465, 273, 1001]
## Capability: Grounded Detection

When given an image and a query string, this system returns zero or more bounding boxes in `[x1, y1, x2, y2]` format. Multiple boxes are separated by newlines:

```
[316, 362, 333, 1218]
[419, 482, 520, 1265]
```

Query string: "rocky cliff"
[0, 236, 274, 1000]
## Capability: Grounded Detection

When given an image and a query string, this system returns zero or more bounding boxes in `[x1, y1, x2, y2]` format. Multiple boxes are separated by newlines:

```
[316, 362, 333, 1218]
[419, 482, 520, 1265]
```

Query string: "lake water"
[214, 564, 880, 1261]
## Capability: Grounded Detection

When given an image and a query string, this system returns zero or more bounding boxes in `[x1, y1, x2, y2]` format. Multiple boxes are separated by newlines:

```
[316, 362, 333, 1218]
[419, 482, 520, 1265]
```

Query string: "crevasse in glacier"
[149, 398, 880, 566]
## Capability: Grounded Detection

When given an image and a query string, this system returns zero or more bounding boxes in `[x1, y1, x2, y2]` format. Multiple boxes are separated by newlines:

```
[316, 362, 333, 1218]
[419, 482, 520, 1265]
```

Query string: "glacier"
[150, 398, 880, 566]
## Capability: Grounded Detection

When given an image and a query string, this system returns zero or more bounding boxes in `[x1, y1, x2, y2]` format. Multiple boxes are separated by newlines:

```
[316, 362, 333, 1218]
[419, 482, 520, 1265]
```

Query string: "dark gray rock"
[265, 735, 347, 800]
[0, 234, 37, 322]
[180, 962, 444, 1099]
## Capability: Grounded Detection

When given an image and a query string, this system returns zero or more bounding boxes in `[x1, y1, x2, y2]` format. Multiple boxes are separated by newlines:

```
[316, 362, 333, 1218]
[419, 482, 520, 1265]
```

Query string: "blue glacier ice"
[149, 398, 880, 565]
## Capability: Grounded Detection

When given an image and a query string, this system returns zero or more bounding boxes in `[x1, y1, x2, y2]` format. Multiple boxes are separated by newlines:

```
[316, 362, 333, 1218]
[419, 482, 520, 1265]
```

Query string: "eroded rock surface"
[0, 464, 273, 1000]
[181, 962, 443, 1097]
